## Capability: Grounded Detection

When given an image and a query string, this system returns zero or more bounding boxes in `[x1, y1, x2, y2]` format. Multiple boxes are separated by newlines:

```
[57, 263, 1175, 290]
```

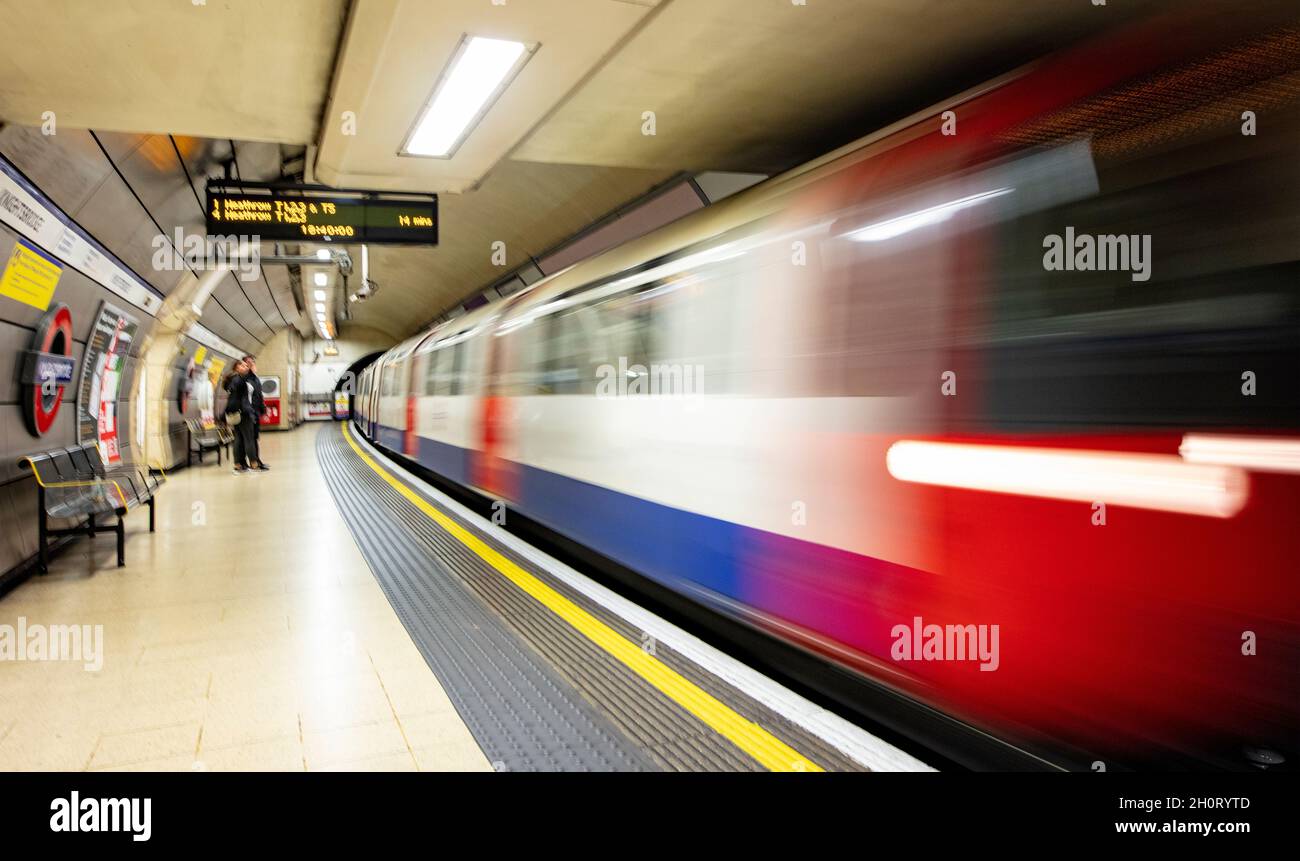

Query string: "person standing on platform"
[242, 355, 270, 471]
[223, 359, 265, 474]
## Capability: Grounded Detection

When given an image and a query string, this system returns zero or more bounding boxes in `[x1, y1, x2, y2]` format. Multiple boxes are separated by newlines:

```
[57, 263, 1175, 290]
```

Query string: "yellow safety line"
[341, 422, 823, 773]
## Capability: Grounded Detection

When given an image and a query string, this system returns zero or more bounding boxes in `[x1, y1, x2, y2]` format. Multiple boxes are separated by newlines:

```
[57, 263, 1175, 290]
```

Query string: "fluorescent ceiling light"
[313, 290, 327, 301]
[315, 303, 326, 313]
[316, 249, 331, 260]
[402, 36, 530, 158]
[313, 273, 328, 287]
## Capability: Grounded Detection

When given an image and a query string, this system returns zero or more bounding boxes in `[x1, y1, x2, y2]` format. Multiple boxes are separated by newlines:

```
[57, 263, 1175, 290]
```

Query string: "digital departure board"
[205, 181, 438, 245]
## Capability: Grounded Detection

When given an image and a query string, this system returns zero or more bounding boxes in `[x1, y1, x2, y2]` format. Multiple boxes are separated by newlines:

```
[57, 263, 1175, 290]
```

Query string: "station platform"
[0, 424, 928, 773]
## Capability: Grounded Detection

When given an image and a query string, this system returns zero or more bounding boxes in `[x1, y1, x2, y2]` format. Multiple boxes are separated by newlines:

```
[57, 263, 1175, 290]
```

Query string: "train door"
[368, 361, 383, 440]
[404, 353, 422, 458]
[472, 318, 519, 500]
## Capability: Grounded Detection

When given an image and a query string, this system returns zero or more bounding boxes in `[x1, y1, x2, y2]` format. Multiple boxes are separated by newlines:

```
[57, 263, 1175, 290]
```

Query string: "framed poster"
[77, 300, 140, 464]
[259, 375, 282, 427]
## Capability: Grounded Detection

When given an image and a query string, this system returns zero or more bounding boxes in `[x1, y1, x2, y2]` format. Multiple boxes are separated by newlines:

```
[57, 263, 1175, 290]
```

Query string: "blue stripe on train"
[417, 434, 471, 486]
[512, 457, 743, 601]
[376, 424, 405, 453]
[373, 427, 472, 485]
[375, 424, 740, 600]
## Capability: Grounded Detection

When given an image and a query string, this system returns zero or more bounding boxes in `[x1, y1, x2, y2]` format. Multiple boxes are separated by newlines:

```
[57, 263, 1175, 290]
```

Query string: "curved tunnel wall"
[0, 121, 318, 582]
[0, 216, 241, 583]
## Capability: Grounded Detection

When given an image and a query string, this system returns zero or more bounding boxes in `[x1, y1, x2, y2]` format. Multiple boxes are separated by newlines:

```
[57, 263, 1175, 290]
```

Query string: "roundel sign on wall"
[21, 303, 75, 437]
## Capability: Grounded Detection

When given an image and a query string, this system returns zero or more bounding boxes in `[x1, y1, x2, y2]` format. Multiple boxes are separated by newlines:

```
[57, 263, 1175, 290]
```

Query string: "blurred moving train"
[353, 7, 1300, 769]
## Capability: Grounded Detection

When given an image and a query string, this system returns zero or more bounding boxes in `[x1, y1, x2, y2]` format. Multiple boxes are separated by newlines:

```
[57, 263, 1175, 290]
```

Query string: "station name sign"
[21, 351, 74, 385]
[205, 180, 438, 245]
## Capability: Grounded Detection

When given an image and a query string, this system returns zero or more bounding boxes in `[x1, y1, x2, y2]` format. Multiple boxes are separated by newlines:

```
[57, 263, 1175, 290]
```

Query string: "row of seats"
[185, 418, 234, 466]
[18, 443, 165, 571]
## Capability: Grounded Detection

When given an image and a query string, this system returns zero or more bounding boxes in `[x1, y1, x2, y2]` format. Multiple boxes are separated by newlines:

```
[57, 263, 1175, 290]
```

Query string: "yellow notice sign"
[0, 240, 61, 310]
[194, 346, 208, 365]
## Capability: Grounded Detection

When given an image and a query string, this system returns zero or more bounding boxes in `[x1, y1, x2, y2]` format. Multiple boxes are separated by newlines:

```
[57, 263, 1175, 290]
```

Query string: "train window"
[424, 352, 436, 395]
[436, 349, 455, 396]
[667, 263, 753, 395]
[571, 262, 762, 396]
[588, 284, 662, 392]
[422, 349, 444, 396]
[976, 117, 1300, 429]
[387, 362, 404, 396]
[813, 226, 946, 398]
[539, 306, 600, 394]
[498, 322, 543, 396]
[449, 342, 466, 395]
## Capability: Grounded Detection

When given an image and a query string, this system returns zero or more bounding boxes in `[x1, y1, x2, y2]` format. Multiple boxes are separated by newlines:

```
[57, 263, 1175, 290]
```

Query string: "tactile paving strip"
[318, 429, 657, 772]
[319, 425, 866, 772]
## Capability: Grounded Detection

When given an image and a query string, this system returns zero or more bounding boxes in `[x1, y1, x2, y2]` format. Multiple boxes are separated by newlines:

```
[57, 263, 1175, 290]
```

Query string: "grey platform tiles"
[317, 425, 865, 772]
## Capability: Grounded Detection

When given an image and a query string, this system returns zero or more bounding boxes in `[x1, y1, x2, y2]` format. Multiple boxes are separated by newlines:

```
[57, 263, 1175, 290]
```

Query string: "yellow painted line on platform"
[342, 422, 823, 773]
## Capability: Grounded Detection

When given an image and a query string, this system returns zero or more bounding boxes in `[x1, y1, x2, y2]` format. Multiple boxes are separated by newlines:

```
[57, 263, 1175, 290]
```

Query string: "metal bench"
[186, 418, 229, 466]
[84, 445, 165, 532]
[18, 443, 165, 571]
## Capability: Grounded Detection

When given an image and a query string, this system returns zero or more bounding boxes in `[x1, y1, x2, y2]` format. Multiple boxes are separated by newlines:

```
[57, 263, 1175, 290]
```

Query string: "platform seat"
[18, 443, 165, 571]
[186, 418, 229, 466]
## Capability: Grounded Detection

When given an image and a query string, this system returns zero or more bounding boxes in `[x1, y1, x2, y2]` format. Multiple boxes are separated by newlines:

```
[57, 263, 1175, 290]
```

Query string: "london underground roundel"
[22, 303, 75, 437]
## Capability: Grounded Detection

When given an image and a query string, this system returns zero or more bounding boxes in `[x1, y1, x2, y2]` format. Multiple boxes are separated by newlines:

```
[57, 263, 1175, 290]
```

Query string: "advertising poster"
[77, 300, 140, 464]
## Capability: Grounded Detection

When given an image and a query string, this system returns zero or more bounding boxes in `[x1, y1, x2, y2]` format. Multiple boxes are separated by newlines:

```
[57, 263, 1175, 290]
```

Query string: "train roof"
[389, 62, 1033, 359]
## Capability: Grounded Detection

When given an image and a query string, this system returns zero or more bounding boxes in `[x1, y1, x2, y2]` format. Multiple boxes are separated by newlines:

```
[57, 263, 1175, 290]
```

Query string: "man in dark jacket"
[223, 360, 265, 474]
[242, 355, 270, 471]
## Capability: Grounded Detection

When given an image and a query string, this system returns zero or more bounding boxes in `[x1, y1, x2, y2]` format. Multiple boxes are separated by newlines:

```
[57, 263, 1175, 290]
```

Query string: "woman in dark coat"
[223, 360, 265, 473]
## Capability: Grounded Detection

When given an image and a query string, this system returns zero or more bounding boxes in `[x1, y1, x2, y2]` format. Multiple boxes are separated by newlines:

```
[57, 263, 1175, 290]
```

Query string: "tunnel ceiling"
[0, 0, 347, 144]
[0, 126, 307, 357]
[0, 0, 1169, 344]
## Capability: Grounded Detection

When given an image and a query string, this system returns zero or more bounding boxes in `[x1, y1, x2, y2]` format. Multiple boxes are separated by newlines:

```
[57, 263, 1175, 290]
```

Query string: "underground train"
[353, 9, 1300, 769]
